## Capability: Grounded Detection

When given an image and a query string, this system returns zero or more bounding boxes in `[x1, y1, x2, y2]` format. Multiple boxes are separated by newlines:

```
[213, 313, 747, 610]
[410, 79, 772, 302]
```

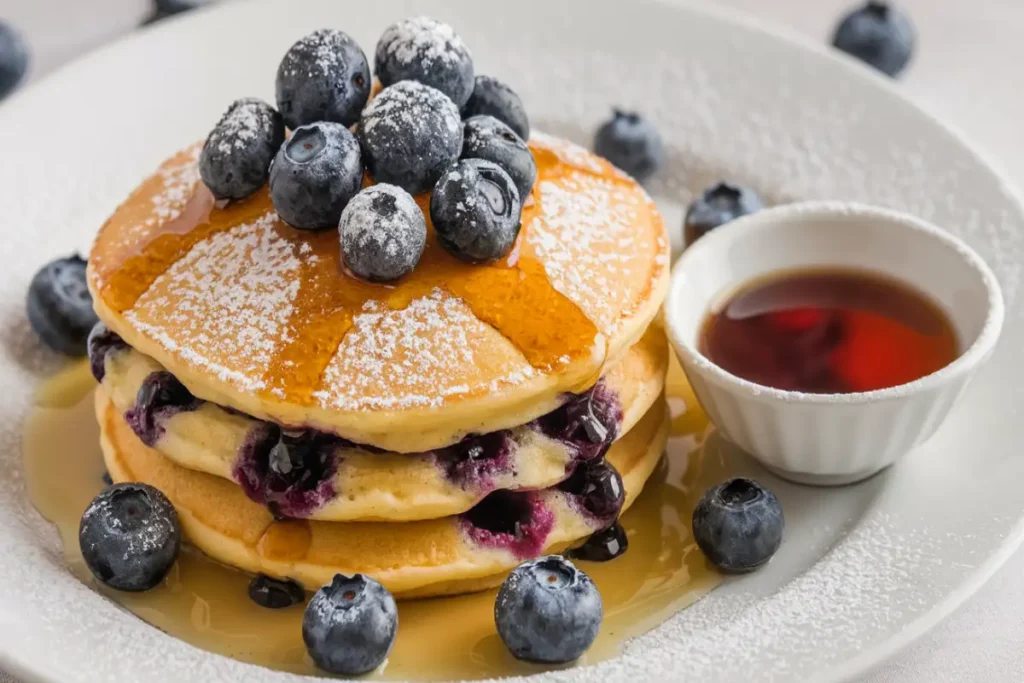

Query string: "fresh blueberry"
[558, 459, 624, 521]
[0, 21, 28, 101]
[461, 115, 537, 201]
[27, 255, 99, 356]
[303, 573, 398, 675]
[154, 0, 206, 13]
[684, 182, 763, 246]
[86, 322, 127, 382]
[199, 98, 285, 200]
[495, 556, 602, 663]
[374, 16, 474, 107]
[269, 122, 363, 230]
[461, 75, 530, 140]
[276, 29, 371, 129]
[79, 483, 181, 592]
[339, 184, 426, 282]
[593, 109, 664, 182]
[430, 159, 521, 263]
[566, 521, 628, 562]
[248, 574, 306, 609]
[832, 2, 915, 77]
[692, 478, 784, 573]
[358, 80, 462, 194]
[101, 471, 114, 487]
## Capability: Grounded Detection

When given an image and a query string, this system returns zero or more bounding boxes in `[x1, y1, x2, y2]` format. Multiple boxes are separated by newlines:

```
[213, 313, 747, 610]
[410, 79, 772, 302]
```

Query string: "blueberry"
[275, 29, 371, 129]
[126, 371, 199, 445]
[303, 574, 398, 675]
[248, 574, 305, 609]
[339, 184, 426, 282]
[358, 80, 462, 194]
[461, 115, 537, 201]
[374, 16, 474, 108]
[558, 459, 624, 520]
[495, 556, 602, 663]
[566, 521, 628, 562]
[692, 478, 784, 573]
[269, 122, 363, 230]
[27, 255, 99, 356]
[593, 109, 664, 182]
[199, 98, 285, 200]
[79, 483, 181, 592]
[684, 182, 763, 246]
[0, 21, 28, 101]
[430, 159, 521, 263]
[101, 471, 114, 487]
[832, 2, 915, 77]
[86, 322, 127, 382]
[461, 75, 530, 140]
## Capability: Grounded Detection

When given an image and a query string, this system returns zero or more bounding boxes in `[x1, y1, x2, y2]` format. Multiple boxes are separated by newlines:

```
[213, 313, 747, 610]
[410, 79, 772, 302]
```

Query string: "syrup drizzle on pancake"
[89, 136, 665, 410]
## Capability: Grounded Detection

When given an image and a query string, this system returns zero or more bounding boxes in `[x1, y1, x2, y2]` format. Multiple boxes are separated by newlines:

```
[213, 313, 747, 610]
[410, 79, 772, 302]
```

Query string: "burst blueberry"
[566, 521, 628, 562]
[832, 2, 915, 77]
[126, 371, 199, 446]
[462, 75, 530, 140]
[374, 16, 474, 107]
[79, 483, 181, 592]
[199, 98, 285, 200]
[339, 184, 426, 282]
[692, 478, 784, 573]
[303, 573, 398, 675]
[430, 158, 521, 263]
[276, 29, 371, 128]
[495, 556, 602, 663]
[269, 122, 363, 230]
[684, 182, 763, 246]
[248, 574, 306, 609]
[559, 459, 624, 520]
[593, 109, 664, 182]
[27, 255, 99, 356]
[0, 21, 27, 100]
[86, 322, 127, 382]
[461, 115, 537, 201]
[358, 80, 462, 194]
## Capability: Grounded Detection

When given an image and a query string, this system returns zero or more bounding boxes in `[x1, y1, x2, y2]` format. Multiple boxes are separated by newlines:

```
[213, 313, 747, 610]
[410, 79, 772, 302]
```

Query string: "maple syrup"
[23, 355, 723, 680]
[88, 142, 623, 408]
[699, 268, 959, 394]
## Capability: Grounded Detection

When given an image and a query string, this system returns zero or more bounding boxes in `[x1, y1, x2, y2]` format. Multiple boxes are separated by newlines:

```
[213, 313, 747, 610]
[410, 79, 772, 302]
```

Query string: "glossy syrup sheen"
[699, 268, 960, 394]
[89, 144, 609, 405]
[24, 356, 721, 680]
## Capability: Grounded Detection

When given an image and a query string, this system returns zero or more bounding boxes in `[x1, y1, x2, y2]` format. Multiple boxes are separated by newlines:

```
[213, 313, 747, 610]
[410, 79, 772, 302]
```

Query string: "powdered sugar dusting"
[316, 288, 535, 411]
[126, 212, 304, 392]
[146, 145, 202, 228]
[377, 16, 471, 68]
[211, 98, 266, 155]
[527, 161, 665, 335]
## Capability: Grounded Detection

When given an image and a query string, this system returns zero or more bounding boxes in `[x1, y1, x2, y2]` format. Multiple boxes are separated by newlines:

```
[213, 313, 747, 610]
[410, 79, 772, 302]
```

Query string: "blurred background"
[0, 1, 1021, 682]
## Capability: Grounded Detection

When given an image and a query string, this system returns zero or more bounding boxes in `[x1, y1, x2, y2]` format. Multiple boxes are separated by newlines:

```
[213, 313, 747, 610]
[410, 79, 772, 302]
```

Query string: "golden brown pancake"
[88, 133, 670, 452]
[98, 389, 668, 598]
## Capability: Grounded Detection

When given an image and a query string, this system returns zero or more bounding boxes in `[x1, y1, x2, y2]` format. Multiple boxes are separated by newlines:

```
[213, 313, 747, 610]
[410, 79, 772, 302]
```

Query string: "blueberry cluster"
[193, 17, 535, 282]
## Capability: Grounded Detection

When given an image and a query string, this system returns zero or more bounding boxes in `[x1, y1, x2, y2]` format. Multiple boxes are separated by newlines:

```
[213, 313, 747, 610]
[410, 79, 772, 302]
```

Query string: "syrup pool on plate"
[24, 354, 724, 680]
[699, 267, 959, 394]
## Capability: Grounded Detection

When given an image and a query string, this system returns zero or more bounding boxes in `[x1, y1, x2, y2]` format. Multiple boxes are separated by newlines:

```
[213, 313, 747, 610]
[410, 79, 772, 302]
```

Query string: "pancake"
[87, 133, 670, 453]
[98, 389, 669, 598]
[97, 325, 667, 522]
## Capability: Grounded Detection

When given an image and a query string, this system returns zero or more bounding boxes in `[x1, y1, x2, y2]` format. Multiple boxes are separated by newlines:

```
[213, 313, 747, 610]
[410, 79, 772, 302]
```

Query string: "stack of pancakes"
[87, 133, 671, 598]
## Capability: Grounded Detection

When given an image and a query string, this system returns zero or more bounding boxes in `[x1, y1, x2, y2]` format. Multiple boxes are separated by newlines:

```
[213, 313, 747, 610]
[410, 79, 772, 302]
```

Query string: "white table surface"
[1, 0, 1022, 681]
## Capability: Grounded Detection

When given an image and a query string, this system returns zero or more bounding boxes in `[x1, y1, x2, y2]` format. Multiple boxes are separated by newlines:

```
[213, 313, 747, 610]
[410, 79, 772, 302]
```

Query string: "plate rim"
[2, 0, 1023, 681]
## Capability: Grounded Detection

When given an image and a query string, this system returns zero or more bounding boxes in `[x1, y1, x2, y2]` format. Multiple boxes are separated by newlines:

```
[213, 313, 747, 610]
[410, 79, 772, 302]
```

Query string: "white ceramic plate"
[1, 1, 1022, 681]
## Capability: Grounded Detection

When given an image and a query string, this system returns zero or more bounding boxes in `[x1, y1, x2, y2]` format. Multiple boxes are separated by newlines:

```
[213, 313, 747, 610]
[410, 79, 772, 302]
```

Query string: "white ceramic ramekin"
[665, 201, 1004, 485]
